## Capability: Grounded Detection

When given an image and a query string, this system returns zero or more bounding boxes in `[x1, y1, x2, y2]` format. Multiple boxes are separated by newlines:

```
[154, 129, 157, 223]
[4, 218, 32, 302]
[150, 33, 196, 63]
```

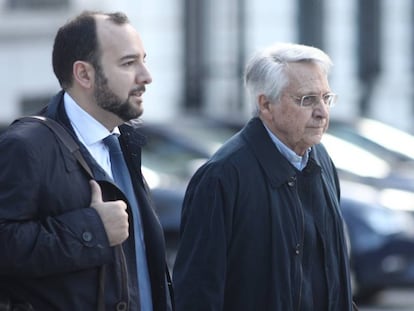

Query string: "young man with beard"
[0, 11, 173, 311]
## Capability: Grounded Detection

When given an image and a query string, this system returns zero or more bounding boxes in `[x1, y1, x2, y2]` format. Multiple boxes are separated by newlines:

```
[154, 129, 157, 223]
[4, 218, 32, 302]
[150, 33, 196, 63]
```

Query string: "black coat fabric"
[0, 91, 173, 311]
[173, 117, 353, 311]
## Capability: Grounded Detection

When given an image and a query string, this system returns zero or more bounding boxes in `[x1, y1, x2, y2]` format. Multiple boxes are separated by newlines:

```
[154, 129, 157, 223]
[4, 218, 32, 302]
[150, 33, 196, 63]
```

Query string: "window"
[6, 0, 69, 10]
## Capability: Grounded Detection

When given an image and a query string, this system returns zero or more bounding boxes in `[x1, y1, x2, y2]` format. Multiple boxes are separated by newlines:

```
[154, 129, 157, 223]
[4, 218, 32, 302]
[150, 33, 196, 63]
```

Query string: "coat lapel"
[241, 117, 297, 188]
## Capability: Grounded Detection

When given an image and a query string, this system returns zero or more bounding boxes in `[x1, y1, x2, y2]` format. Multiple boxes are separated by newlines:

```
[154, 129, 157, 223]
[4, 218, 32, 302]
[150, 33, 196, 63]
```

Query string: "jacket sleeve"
[0, 129, 113, 277]
[173, 163, 235, 311]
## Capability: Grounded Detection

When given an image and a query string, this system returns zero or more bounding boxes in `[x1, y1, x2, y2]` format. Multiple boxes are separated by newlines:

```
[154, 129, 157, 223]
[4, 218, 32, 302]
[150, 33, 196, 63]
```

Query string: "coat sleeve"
[0, 129, 113, 277]
[172, 163, 236, 311]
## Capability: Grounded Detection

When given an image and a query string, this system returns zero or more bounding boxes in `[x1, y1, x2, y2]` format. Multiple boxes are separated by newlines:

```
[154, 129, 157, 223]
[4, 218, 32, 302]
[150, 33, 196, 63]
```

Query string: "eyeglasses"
[291, 93, 337, 108]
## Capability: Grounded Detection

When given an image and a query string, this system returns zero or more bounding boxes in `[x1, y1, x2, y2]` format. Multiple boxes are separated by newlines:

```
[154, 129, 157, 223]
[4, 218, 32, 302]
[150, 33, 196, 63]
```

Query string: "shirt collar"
[63, 92, 120, 146]
[263, 123, 310, 171]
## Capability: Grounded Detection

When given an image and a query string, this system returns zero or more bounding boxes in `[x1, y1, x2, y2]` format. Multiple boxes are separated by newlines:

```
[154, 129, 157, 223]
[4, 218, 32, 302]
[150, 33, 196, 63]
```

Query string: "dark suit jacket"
[0, 91, 173, 310]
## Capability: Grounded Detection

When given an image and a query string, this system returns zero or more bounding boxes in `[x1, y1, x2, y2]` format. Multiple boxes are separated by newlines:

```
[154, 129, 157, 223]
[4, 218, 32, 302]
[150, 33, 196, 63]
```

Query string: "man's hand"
[89, 180, 129, 246]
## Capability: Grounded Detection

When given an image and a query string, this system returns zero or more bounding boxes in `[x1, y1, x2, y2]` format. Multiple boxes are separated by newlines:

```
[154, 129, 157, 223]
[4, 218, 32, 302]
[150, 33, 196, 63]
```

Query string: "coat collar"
[241, 117, 325, 188]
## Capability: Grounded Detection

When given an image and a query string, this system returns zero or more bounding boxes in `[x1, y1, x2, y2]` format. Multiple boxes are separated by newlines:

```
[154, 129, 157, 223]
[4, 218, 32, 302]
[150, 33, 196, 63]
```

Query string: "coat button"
[287, 176, 296, 187]
[82, 231, 93, 242]
[294, 244, 300, 255]
[116, 301, 128, 311]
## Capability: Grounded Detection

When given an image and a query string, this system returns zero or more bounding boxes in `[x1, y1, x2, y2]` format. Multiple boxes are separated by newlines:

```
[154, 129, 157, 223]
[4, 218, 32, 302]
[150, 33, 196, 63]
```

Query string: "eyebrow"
[119, 53, 146, 62]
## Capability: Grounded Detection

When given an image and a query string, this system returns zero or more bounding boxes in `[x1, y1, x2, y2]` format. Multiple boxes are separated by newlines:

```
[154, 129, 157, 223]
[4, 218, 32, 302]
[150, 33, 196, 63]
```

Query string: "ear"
[258, 94, 272, 114]
[73, 61, 94, 89]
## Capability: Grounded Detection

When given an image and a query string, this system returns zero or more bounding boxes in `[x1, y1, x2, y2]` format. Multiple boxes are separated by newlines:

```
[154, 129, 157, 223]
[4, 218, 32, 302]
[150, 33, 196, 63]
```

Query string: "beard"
[93, 65, 144, 122]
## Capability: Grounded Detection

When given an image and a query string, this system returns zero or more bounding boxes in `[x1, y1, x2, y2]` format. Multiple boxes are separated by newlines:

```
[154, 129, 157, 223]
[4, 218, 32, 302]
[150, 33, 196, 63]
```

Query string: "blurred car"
[329, 118, 414, 166]
[323, 119, 414, 214]
[148, 185, 184, 269]
[327, 118, 414, 180]
[139, 116, 414, 300]
[340, 180, 414, 301]
[322, 133, 414, 191]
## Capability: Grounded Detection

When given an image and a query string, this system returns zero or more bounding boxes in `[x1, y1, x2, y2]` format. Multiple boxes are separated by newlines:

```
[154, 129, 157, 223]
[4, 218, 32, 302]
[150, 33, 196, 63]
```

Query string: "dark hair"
[52, 11, 130, 89]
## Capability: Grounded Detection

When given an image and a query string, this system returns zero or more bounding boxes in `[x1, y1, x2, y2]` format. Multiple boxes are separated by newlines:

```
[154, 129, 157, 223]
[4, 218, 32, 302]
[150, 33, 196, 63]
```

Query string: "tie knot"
[103, 134, 122, 155]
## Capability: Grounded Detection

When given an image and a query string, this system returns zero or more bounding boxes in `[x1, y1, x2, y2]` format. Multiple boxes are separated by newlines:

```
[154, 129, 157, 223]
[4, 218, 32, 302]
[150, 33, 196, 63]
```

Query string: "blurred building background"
[0, 0, 413, 130]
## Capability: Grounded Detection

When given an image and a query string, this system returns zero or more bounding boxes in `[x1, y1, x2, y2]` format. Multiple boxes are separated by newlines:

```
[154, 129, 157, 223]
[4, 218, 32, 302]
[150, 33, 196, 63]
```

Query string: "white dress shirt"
[63, 92, 119, 178]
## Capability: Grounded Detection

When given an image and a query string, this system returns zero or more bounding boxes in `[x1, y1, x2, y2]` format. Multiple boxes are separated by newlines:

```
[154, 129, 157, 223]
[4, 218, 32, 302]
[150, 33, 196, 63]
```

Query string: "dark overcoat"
[173, 117, 354, 311]
[0, 91, 173, 310]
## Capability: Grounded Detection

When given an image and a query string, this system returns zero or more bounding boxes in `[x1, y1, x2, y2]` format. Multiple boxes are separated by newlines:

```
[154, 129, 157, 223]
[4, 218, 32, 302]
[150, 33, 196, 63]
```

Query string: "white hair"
[244, 42, 333, 116]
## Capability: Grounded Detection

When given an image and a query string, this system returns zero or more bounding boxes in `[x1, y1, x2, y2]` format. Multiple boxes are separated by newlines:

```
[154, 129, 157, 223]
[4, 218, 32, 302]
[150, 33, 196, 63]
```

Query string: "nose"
[137, 63, 152, 85]
[313, 99, 329, 118]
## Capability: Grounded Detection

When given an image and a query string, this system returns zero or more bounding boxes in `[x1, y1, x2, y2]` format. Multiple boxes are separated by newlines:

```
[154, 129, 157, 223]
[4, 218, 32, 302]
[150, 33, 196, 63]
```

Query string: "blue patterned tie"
[103, 134, 153, 311]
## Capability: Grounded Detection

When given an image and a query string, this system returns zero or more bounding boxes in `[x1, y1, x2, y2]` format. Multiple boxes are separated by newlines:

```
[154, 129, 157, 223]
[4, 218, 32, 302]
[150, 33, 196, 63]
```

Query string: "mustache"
[129, 86, 146, 96]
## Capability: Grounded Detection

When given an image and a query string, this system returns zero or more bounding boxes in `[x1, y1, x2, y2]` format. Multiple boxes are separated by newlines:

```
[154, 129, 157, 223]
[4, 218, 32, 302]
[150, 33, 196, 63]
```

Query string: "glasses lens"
[301, 95, 317, 107]
[298, 93, 337, 107]
[324, 94, 336, 107]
